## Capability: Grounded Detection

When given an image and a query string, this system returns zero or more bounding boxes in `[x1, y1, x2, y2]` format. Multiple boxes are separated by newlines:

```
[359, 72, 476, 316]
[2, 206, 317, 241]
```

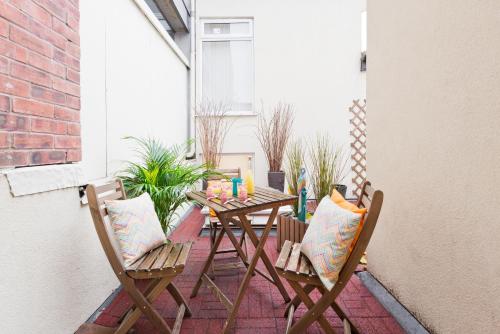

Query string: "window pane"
[204, 22, 250, 35]
[202, 40, 253, 111]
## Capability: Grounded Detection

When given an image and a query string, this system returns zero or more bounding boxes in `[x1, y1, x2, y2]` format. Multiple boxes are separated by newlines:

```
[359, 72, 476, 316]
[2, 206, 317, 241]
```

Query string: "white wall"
[0, 175, 118, 333]
[0, 1, 192, 333]
[367, 0, 500, 332]
[81, 0, 190, 180]
[196, 0, 365, 197]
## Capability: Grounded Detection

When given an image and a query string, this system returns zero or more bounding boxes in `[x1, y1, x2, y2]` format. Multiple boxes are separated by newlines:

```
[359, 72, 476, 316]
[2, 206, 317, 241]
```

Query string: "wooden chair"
[80, 179, 192, 334]
[275, 181, 384, 334]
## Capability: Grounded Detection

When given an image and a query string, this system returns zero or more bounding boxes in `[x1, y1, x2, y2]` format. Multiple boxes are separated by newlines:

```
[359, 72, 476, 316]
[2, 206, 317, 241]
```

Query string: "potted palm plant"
[120, 137, 213, 233]
[257, 102, 294, 192]
[308, 134, 349, 204]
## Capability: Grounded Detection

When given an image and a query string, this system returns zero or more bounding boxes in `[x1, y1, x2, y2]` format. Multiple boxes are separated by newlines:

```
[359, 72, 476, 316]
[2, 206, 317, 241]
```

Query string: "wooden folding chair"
[275, 181, 384, 334]
[78, 179, 192, 334]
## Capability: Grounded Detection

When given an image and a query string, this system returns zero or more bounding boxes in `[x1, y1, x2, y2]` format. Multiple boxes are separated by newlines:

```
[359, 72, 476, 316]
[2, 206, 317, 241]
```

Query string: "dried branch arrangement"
[257, 102, 295, 172]
[308, 134, 349, 201]
[196, 101, 232, 168]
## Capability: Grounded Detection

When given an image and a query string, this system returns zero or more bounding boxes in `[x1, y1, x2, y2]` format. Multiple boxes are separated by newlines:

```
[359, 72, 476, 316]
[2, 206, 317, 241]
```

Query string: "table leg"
[191, 227, 226, 298]
[216, 214, 253, 271]
[238, 210, 291, 303]
[220, 207, 285, 333]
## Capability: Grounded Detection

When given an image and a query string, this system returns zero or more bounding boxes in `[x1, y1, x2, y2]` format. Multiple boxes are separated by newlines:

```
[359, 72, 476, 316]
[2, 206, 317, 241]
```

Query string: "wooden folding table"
[188, 187, 297, 333]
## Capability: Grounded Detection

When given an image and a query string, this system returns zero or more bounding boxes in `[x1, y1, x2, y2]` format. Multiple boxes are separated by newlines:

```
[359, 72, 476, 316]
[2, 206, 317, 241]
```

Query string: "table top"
[187, 187, 297, 216]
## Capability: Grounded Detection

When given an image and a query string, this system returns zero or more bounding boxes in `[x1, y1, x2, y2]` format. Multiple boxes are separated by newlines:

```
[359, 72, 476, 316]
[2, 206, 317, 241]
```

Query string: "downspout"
[186, 0, 197, 159]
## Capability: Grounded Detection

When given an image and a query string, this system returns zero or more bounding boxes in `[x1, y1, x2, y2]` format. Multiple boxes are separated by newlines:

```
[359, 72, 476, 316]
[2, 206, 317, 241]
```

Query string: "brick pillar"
[0, 0, 81, 167]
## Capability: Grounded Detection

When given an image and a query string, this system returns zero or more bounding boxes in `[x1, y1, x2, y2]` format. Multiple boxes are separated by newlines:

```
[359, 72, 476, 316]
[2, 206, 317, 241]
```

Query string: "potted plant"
[308, 134, 349, 204]
[285, 139, 305, 216]
[195, 100, 233, 188]
[120, 137, 213, 233]
[256, 102, 294, 192]
[277, 139, 309, 251]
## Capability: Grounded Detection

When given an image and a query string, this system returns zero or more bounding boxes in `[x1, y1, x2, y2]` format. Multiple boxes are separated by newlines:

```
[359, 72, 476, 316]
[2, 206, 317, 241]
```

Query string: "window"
[199, 19, 254, 115]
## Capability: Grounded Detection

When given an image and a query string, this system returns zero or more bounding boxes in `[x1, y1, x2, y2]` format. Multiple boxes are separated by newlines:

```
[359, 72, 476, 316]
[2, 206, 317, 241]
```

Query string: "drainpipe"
[186, 0, 197, 160]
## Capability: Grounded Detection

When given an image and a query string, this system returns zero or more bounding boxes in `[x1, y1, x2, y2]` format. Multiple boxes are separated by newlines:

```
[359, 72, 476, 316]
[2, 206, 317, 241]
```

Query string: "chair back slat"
[356, 181, 374, 209]
[334, 181, 384, 292]
[87, 178, 127, 278]
[207, 168, 241, 180]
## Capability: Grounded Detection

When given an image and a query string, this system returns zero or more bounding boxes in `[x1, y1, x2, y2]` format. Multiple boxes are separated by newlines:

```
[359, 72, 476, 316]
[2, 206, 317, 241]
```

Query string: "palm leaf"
[119, 137, 215, 232]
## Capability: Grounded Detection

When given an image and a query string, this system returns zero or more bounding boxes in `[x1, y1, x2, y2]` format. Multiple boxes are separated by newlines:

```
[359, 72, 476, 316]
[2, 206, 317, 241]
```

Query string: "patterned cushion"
[301, 196, 362, 290]
[105, 193, 167, 267]
[330, 189, 367, 252]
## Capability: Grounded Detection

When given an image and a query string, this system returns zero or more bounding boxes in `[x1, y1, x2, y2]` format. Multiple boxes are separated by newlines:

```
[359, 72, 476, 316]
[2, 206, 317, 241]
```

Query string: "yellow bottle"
[244, 156, 255, 194]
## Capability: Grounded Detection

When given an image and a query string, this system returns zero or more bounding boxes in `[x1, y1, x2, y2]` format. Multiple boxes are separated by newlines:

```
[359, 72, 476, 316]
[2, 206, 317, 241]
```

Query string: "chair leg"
[117, 278, 161, 324]
[209, 220, 216, 278]
[238, 229, 247, 260]
[287, 280, 336, 334]
[167, 283, 192, 317]
[288, 284, 342, 334]
[318, 287, 360, 334]
[284, 283, 316, 317]
[119, 277, 173, 334]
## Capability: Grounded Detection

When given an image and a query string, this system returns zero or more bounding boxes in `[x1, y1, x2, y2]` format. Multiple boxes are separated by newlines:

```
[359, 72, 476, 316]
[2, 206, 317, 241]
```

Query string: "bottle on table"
[244, 156, 255, 194]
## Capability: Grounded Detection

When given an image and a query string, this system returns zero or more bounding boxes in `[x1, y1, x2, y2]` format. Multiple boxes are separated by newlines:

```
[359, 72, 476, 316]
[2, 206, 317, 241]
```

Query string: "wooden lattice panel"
[349, 99, 367, 198]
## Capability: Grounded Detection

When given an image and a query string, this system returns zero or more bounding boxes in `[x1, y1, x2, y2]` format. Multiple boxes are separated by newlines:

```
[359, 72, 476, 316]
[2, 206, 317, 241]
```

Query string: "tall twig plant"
[257, 102, 295, 172]
[196, 100, 232, 169]
[308, 134, 349, 201]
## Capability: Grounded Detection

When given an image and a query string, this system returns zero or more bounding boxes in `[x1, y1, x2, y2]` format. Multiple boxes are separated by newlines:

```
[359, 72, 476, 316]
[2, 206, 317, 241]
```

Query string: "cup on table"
[238, 184, 248, 202]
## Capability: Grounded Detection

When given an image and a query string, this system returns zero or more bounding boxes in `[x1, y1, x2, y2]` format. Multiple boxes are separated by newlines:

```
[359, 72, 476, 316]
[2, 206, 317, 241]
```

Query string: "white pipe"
[186, 0, 197, 159]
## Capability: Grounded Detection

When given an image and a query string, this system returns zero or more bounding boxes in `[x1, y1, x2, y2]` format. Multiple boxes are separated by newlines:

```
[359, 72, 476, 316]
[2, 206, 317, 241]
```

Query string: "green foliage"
[285, 139, 305, 216]
[308, 134, 348, 202]
[119, 137, 213, 232]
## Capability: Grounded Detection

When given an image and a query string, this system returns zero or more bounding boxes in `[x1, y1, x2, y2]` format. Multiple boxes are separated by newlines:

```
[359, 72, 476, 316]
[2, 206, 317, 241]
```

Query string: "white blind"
[200, 20, 254, 113]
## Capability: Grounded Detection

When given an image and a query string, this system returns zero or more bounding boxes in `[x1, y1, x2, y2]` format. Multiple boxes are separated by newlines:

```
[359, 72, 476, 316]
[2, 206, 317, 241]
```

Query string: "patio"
[87, 207, 404, 334]
[1, 0, 499, 333]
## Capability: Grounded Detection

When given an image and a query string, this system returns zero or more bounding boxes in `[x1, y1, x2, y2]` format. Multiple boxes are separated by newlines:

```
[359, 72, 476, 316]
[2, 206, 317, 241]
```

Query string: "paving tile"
[89, 207, 404, 333]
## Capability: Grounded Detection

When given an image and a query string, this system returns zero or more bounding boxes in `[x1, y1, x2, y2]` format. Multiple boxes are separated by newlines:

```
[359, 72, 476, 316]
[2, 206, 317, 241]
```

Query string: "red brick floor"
[93, 207, 404, 334]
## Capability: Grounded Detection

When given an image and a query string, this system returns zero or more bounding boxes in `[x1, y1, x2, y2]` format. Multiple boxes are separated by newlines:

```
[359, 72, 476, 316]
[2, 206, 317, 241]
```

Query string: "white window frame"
[197, 18, 255, 116]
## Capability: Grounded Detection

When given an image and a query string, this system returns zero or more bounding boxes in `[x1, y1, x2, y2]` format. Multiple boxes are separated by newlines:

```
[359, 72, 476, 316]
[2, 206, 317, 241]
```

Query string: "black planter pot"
[334, 184, 347, 198]
[268, 171, 285, 192]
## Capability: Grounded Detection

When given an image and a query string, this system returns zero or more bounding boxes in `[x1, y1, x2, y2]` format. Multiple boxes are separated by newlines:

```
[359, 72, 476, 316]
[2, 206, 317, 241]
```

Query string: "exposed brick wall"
[0, 0, 80, 167]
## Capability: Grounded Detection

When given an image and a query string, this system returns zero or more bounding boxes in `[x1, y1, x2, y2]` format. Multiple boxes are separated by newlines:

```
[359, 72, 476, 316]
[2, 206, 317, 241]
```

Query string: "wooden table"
[188, 187, 297, 333]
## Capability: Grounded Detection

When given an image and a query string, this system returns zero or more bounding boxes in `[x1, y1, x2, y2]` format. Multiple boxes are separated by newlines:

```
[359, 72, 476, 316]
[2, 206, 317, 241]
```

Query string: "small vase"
[268, 171, 285, 192]
[334, 184, 347, 198]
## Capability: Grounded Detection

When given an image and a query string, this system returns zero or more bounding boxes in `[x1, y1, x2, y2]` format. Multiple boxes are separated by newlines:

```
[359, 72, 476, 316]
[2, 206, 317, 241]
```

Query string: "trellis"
[349, 99, 367, 198]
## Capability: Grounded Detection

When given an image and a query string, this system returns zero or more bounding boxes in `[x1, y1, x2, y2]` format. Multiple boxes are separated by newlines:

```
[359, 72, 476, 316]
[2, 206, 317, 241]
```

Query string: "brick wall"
[0, 0, 80, 167]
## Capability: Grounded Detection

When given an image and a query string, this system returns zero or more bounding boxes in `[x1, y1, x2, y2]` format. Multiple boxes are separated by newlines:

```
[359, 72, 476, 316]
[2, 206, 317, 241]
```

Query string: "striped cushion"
[105, 193, 166, 267]
[301, 196, 361, 290]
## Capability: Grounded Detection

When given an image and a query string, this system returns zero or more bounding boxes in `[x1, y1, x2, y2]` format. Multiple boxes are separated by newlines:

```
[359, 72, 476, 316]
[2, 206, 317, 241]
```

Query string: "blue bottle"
[298, 187, 307, 222]
[232, 178, 242, 197]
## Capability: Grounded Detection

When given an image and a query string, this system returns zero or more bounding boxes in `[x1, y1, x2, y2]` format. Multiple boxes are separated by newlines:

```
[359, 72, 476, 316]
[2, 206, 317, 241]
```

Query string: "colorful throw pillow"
[301, 196, 362, 290]
[105, 193, 167, 267]
[331, 189, 367, 251]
